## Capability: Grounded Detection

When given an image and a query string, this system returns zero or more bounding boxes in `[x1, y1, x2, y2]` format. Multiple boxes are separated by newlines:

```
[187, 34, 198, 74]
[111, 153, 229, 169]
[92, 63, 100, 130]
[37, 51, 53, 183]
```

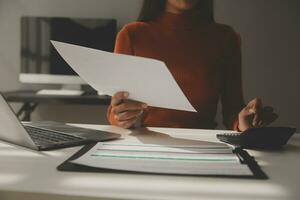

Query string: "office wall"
[214, 0, 300, 129]
[0, 0, 299, 128]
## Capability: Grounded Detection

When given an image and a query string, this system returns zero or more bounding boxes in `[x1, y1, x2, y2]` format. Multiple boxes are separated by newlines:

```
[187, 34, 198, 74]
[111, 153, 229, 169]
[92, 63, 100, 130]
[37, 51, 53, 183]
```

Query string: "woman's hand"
[238, 98, 278, 131]
[111, 91, 147, 129]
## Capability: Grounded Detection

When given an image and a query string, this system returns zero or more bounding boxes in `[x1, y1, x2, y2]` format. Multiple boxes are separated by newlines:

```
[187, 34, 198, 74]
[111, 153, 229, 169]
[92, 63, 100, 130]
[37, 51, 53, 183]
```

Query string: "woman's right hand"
[110, 91, 147, 129]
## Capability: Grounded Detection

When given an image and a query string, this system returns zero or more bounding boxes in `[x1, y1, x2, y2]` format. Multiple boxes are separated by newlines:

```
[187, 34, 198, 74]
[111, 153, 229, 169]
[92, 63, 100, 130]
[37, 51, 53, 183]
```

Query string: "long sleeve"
[107, 27, 134, 125]
[221, 28, 245, 130]
[105, 14, 246, 129]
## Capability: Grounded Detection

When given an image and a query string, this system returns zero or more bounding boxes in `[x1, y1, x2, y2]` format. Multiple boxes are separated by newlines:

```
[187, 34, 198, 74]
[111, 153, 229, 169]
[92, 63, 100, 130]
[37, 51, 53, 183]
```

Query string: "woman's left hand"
[238, 98, 278, 131]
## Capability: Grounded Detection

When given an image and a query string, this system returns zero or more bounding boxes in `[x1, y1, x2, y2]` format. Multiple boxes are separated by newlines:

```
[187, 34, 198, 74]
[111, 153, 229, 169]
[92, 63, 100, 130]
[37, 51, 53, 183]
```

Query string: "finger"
[253, 113, 261, 127]
[117, 117, 138, 129]
[112, 101, 147, 114]
[115, 110, 143, 121]
[248, 98, 263, 127]
[111, 91, 129, 106]
[251, 109, 262, 127]
[252, 111, 263, 127]
[248, 98, 262, 114]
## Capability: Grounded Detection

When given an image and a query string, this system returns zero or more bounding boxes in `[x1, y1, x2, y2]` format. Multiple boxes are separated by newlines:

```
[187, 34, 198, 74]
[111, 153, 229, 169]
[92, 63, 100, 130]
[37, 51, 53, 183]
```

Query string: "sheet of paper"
[71, 141, 253, 176]
[51, 41, 196, 112]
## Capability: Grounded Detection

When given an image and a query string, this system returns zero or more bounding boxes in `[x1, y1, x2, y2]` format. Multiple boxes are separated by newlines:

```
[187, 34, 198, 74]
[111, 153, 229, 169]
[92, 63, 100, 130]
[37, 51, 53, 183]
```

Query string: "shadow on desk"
[129, 127, 226, 152]
[129, 128, 300, 153]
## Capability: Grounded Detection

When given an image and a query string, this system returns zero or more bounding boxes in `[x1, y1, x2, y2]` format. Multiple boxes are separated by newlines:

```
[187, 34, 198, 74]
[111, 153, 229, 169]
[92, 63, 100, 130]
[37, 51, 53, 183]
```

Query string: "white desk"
[0, 124, 299, 200]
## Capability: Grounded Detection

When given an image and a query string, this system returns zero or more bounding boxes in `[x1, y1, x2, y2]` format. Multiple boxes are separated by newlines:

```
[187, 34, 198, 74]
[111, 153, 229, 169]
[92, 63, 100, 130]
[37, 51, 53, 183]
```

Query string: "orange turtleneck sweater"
[107, 12, 245, 130]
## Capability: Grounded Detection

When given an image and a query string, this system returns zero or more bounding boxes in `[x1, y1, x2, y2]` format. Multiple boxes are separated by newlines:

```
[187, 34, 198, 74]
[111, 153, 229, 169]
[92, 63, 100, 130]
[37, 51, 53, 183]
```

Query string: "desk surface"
[0, 125, 299, 200]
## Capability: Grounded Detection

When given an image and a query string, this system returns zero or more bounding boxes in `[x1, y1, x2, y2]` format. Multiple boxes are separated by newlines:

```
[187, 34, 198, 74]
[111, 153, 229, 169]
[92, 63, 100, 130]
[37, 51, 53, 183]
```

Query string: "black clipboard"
[57, 143, 268, 179]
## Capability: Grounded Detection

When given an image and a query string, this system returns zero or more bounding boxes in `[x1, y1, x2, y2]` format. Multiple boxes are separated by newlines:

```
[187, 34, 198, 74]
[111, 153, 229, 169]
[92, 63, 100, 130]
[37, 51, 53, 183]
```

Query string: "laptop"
[0, 94, 120, 150]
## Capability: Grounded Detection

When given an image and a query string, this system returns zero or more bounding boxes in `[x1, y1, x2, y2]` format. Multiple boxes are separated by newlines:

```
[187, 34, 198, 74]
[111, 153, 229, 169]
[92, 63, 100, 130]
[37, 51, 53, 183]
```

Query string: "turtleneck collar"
[152, 11, 206, 30]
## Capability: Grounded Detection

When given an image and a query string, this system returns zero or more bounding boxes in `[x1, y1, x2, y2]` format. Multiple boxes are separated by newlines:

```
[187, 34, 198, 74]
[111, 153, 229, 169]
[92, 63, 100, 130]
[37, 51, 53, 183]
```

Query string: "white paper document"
[71, 141, 253, 176]
[51, 41, 196, 112]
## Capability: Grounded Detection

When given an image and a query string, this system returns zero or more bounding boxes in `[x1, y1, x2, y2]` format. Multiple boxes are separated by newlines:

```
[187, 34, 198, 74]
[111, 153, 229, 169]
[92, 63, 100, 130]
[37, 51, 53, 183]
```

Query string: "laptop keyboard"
[25, 125, 84, 146]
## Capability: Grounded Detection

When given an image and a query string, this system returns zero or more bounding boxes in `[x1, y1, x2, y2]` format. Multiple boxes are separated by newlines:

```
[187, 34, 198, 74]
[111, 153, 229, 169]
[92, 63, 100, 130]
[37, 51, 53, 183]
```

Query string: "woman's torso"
[114, 12, 241, 129]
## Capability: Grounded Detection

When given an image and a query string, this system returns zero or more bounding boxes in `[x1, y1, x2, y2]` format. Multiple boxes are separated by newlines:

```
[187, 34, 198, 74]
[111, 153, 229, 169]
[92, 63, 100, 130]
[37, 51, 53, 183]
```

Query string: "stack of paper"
[71, 141, 252, 176]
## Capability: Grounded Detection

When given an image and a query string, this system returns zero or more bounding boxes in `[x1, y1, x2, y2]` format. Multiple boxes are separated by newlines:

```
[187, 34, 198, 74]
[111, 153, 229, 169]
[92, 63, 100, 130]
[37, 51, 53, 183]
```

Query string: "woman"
[107, 0, 278, 131]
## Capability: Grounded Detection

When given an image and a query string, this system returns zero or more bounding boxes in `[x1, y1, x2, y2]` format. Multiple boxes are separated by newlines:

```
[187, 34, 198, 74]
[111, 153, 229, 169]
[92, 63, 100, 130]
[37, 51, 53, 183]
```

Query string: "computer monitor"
[20, 17, 117, 86]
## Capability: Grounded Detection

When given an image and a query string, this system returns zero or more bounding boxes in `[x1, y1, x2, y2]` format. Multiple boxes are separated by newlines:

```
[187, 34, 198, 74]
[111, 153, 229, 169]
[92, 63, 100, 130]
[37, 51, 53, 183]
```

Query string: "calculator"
[216, 127, 296, 149]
